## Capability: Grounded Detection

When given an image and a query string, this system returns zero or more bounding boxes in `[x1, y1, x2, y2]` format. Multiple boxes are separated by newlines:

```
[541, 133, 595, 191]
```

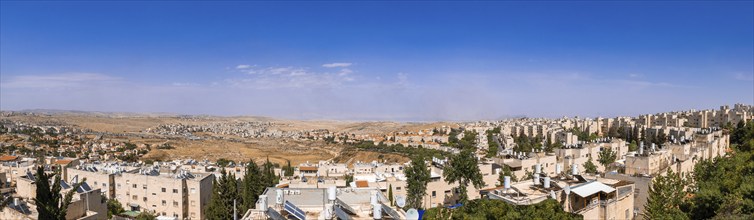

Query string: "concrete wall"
[187, 173, 214, 220]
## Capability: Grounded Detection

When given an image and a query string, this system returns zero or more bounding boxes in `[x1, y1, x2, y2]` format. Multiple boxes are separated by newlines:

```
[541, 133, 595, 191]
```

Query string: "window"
[625, 209, 629, 219]
[132, 184, 137, 188]
[190, 188, 196, 194]
[191, 200, 196, 206]
[161, 188, 166, 192]
[142, 184, 147, 189]
[431, 191, 436, 198]
[94, 181, 98, 186]
[396, 187, 402, 191]
[117, 184, 121, 189]
[143, 197, 147, 202]
[191, 212, 196, 218]
[162, 200, 166, 206]
[132, 195, 137, 200]
[173, 201, 179, 207]
[173, 189, 178, 193]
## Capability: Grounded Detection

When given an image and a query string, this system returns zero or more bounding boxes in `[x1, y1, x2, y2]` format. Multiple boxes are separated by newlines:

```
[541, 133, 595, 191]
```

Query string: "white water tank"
[495, 168, 501, 174]
[571, 165, 578, 175]
[533, 174, 540, 185]
[544, 177, 551, 188]
[504, 176, 511, 189]
[258, 195, 267, 210]
[275, 189, 283, 205]
[535, 164, 541, 174]
[327, 186, 337, 201]
[370, 191, 378, 205]
[373, 204, 382, 219]
[555, 164, 562, 174]
[639, 142, 644, 155]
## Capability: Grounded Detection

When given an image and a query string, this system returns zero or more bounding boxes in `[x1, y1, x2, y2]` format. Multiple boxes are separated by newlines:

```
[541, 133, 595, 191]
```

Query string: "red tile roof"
[0, 155, 18, 162]
[355, 180, 369, 188]
[299, 166, 318, 172]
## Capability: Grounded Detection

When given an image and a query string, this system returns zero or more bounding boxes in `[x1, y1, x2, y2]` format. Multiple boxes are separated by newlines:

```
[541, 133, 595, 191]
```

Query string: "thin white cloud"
[1, 73, 120, 89]
[171, 82, 200, 87]
[236, 64, 252, 69]
[734, 72, 753, 81]
[228, 65, 356, 89]
[628, 73, 642, 78]
[322, 62, 352, 68]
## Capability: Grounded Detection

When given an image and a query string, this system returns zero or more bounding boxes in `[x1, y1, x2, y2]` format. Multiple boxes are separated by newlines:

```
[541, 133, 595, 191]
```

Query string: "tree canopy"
[676, 119, 754, 219]
[644, 169, 688, 220]
[404, 154, 430, 209]
[583, 157, 597, 174]
[485, 127, 501, 158]
[443, 149, 484, 203]
[597, 147, 617, 173]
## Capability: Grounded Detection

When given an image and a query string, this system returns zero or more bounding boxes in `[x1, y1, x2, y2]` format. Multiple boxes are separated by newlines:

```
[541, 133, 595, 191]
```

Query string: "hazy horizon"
[2, 1, 752, 121]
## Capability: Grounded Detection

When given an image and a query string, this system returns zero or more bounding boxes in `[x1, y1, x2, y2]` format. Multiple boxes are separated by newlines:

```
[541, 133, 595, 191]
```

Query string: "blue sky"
[1, 1, 752, 121]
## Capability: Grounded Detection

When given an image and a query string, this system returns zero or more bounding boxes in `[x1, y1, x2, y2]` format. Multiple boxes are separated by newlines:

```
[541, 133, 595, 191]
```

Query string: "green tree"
[453, 130, 478, 150]
[443, 149, 484, 203]
[679, 133, 754, 219]
[643, 169, 688, 220]
[282, 160, 294, 177]
[216, 158, 232, 167]
[404, 154, 430, 209]
[486, 128, 500, 158]
[240, 160, 262, 212]
[135, 211, 156, 220]
[730, 120, 747, 145]
[628, 140, 638, 152]
[583, 157, 597, 174]
[260, 157, 278, 187]
[205, 169, 240, 220]
[496, 165, 518, 186]
[106, 198, 125, 219]
[388, 184, 394, 206]
[34, 166, 84, 220]
[597, 147, 617, 173]
[344, 173, 354, 187]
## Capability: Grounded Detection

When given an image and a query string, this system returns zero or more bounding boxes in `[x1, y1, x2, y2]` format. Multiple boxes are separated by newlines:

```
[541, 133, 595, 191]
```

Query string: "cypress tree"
[388, 184, 394, 206]
[34, 165, 84, 220]
[240, 160, 262, 211]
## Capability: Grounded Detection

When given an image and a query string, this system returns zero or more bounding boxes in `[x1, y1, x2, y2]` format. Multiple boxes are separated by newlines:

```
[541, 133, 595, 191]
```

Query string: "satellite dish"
[395, 196, 406, 208]
[406, 208, 419, 220]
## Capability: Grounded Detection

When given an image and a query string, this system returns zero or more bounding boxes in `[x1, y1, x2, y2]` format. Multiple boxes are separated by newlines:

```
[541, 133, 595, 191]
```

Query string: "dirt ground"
[2, 112, 454, 164]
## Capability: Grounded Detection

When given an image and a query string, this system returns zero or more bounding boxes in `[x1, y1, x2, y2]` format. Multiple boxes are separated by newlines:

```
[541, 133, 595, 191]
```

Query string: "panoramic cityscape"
[1, 1, 753, 220]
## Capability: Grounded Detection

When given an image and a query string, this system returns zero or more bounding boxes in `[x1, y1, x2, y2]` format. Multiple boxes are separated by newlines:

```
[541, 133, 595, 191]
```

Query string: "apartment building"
[13, 173, 107, 220]
[113, 167, 213, 220]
